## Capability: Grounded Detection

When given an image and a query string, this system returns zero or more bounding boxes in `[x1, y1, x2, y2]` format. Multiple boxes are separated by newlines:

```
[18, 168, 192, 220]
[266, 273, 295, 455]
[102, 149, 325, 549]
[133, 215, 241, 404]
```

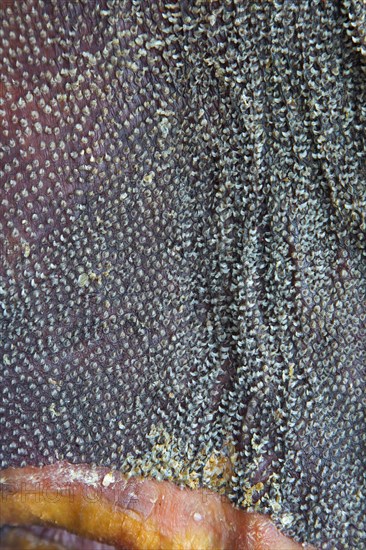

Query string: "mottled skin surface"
[0, 0, 365, 548]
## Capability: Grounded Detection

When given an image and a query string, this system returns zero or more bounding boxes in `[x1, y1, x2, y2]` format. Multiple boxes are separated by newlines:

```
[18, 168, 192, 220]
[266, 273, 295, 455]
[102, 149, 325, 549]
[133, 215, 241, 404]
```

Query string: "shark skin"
[0, 0, 365, 548]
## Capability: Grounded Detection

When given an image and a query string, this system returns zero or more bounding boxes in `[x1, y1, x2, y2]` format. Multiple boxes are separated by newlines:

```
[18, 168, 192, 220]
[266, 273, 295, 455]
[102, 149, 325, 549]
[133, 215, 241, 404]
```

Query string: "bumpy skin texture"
[0, 0, 365, 548]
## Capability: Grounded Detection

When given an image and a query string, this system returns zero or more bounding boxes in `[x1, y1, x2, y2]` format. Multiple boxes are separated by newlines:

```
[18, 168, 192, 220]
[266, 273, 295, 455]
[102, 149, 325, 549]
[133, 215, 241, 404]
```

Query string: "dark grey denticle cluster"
[0, 1, 365, 548]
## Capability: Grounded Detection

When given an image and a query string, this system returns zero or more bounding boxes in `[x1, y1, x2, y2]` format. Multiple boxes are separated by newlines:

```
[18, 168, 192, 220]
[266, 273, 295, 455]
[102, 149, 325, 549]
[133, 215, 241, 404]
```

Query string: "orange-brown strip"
[0, 461, 312, 549]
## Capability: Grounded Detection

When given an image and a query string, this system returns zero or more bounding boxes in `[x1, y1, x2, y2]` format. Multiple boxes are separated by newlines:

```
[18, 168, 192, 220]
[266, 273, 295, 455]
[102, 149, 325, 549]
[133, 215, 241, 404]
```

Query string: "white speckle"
[102, 472, 114, 487]
[193, 512, 203, 522]
[281, 513, 294, 527]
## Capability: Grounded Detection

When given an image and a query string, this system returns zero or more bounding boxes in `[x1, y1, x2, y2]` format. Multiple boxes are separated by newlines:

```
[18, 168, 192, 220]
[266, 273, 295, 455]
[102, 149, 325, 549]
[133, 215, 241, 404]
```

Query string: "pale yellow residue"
[78, 272, 89, 287]
[81, 265, 111, 287]
[49, 403, 61, 417]
[253, 473, 281, 513]
[242, 482, 264, 507]
[119, 425, 240, 496]
[202, 443, 237, 495]
[143, 171, 155, 184]
[23, 243, 30, 258]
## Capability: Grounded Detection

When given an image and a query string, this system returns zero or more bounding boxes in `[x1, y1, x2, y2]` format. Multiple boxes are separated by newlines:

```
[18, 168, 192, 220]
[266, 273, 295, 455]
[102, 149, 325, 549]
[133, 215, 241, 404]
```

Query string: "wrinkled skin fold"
[0, 0, 365, 549]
